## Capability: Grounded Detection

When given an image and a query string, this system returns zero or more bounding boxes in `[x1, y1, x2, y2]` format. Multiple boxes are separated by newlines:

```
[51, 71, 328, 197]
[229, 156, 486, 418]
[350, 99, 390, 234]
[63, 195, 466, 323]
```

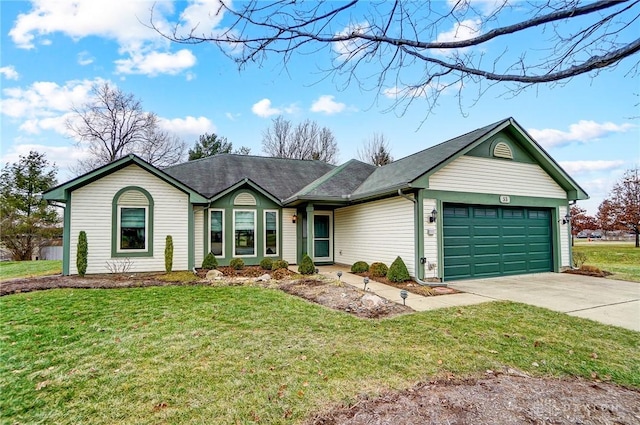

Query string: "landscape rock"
[205, 269, 223, 281]
[255, 273, 271, 282]
[361, 293, 385, 308]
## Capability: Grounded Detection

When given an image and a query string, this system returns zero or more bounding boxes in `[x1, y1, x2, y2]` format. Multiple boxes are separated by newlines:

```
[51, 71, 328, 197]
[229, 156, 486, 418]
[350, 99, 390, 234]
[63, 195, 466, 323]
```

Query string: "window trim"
[111, 186, 154, 258]
[117, 205, 149, 252]
[233, 209, 257, 258]
[208, 208, 225, 258]
[263, 209, 279, 257]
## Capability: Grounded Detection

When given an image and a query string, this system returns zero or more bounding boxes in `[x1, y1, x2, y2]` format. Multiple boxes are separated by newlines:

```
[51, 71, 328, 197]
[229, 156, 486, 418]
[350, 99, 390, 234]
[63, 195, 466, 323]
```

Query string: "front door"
[313, 212, 333, 263]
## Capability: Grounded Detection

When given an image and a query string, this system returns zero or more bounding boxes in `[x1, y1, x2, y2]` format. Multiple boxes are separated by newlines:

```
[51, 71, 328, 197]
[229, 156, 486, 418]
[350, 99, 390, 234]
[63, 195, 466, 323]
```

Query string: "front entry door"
[313, 212, 333, 263]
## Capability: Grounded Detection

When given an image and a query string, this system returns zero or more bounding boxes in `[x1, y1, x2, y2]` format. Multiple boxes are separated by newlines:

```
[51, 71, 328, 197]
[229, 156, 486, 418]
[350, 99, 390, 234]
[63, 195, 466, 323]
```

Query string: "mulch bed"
[354, 272, 460, 297]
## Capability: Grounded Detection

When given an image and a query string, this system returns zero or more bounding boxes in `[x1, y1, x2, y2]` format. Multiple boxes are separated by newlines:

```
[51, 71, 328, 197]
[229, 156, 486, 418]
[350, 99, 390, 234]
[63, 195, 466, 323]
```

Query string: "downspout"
[397, 189, 447, 287]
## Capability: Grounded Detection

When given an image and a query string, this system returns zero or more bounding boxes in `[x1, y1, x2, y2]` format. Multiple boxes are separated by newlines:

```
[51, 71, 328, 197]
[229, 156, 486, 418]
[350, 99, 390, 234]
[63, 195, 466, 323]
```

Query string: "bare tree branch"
[261, 116, 339, 164]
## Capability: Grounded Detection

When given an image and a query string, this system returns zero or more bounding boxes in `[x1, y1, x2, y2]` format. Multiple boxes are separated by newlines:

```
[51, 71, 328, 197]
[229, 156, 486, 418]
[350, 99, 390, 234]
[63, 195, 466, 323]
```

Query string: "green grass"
[1, 286, 638, 424]
[573, 241, 640, 282]
[0, 260, 62, 281]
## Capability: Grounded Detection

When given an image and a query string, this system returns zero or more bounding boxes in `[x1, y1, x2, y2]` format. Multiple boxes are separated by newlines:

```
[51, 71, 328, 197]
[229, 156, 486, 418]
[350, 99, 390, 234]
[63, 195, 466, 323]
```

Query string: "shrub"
[387, 256, 411, 282]
[298, 254, 315, 275]
[202, 252, 218, 269]
[164, 235, 174, 273]
[260, 258, 274, 270]
[77, 231, 88, 277]
[230, 258, 245, 270]
[369, 262, 388, 277]
[272, 268, 289, 280]
[350, 261, 369, 273]
[572, 252, 587, 268]
[272, 259, 289, 270]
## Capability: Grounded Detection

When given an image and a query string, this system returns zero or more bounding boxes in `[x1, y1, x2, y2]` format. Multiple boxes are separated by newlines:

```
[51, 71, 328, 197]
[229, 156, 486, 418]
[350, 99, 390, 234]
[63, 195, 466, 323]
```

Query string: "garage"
[443, 203, 553, 280]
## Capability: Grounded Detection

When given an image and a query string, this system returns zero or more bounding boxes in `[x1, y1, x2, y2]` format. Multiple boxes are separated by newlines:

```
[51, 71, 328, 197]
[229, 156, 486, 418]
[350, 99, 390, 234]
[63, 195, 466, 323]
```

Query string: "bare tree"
[155, 1, 640, 115]
[67, 83, 186, 173]
[358, 133, 393, 166]
[262, 116, 339, 164]
[601, 168, 640, 247]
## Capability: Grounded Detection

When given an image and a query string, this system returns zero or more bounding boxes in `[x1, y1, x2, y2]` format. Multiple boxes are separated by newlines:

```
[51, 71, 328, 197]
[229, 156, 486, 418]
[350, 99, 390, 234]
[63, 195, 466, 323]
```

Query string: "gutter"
[397, 189, 447, 287]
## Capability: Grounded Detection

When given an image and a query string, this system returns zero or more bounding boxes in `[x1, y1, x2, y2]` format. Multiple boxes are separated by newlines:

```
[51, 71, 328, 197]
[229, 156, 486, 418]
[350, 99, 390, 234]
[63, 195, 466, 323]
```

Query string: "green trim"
[421, 189, 568, 208]
[209, 178, 282, 206]
[111, 186, 154, 258]
[43, 154, 207, 203]
[435, 199, 444, 281]
[62, 191, 71, 275]
[188, 205, 194, 270]
[306, 204, 314, 262]
[415, 191, 425, 280]
[202, 208, 209, 264]
[466, 134, 536, 164]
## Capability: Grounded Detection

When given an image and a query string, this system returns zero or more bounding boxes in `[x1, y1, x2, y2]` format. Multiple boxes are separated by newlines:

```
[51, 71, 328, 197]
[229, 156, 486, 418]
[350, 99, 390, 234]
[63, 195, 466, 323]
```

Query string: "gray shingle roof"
[352, 118, 509, 198]
[163, 154, 336, 201]
[286, 159, 377, 201]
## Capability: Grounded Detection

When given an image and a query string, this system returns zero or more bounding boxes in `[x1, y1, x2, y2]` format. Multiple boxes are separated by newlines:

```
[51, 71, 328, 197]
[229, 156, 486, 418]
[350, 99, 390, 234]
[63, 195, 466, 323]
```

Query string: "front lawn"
[573, 241, 640, 282]
[0, 260, 62, 281]
[1, 285, 638, 424]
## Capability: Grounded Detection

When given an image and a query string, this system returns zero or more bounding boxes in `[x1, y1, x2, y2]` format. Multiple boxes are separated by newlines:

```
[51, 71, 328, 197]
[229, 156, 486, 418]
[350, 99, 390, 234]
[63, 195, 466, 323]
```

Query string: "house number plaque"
[500, 195, 511, 204]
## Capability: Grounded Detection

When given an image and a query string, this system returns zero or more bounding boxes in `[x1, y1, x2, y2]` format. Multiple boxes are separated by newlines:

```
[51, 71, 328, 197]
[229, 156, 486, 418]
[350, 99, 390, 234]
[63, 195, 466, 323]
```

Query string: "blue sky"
[1, 1, 638, 215]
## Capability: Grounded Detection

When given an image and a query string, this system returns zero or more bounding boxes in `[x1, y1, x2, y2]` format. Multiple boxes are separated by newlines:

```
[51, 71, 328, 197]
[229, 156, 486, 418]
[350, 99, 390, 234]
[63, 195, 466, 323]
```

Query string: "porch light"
[363, 277, 369, 291]
[429, 209, 437, 223]
[292, 214, 297, 224]
[562, 213, 571, 225]
[400, 289, 408, 305]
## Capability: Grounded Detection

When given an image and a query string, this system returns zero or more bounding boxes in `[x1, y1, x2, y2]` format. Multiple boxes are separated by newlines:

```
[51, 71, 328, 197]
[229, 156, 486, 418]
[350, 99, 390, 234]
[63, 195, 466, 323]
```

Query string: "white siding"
[194, 207, 204, 268]
[423, 198, 439, 278]
[430, 156, 567, 199]
[282, 208, 297, 264]
[69, 164, 190, 274]
[334, 196, 415, 276]
[559, 205, 571, 268]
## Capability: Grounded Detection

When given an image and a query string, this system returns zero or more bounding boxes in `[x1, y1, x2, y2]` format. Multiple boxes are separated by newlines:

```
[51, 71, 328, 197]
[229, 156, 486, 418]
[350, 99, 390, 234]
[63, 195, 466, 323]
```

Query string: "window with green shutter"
[234, 210, 256, 257]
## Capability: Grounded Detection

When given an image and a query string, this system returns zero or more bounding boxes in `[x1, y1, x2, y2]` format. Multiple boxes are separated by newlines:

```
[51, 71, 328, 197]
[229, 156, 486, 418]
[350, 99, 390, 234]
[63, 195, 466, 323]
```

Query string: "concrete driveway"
[448, 273, 640, 332]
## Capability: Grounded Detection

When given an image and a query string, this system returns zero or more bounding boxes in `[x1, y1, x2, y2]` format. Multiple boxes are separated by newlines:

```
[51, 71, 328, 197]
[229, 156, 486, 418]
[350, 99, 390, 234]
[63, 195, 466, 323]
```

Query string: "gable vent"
[234, 192, 257, 205]
[493, 142, 513, 159]
[118, 190, 149, 206]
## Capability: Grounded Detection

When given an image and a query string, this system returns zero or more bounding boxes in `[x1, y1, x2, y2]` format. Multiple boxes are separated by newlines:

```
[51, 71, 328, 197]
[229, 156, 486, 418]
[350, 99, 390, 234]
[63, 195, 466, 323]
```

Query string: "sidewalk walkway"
[315, 265, 491, 312]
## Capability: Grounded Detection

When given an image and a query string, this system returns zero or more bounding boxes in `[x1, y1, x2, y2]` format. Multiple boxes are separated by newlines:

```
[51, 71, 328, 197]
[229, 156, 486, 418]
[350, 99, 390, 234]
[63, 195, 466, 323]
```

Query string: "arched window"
[111, 187, 154, 257]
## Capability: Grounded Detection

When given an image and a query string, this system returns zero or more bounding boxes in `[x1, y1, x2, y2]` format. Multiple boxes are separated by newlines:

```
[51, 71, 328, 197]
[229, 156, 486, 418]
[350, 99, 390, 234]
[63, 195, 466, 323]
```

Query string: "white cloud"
[333, 21, 372, 60]
[558, 160, 626, 175]
[225, 112, 240, 121]
[434, 19, 482, 55]
[115, 49, 197, 76]
[77, 51, 94, 66]
[310, 95, 346, 115]
[447, 0, 511, 16]
[528, 120, 637, 148]
[252, 98, 281, 118]
[1, 79, 101, 121]
[0, 66, 19, 80]
[8, 0, 225, 76]
[159, 116, 215, 138]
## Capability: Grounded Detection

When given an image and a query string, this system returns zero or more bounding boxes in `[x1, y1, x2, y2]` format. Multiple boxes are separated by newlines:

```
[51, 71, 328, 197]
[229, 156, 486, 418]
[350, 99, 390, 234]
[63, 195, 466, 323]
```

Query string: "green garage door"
[443, 204, 553, 280]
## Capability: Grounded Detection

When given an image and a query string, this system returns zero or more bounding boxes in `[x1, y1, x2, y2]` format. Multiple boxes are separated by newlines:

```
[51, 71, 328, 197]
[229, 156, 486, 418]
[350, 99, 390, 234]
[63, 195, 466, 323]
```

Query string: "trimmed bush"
[164, 235, 174, 273]
[230, 258, 245, 270]
[298, 254, 315, 275]
[77, 231, 88, 277]
[272, 259, 289, 270]
[387, 256, 411, 282]
[350, 261, 369, 273]
[202, 252, 218, 269]
[260, 258, 274, 270]
[369, 262, 388, 277]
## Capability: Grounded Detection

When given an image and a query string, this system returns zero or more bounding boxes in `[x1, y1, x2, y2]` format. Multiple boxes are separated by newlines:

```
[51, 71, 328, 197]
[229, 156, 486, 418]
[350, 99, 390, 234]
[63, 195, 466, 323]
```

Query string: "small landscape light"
[363, 277, 369, 290]
[400, 289, 408, 305]
[337, 271, 342, 281]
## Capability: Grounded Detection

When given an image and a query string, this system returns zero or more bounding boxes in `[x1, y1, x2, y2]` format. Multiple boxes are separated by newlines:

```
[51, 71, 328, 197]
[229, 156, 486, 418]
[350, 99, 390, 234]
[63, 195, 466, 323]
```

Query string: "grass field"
[1, 285, 638, 424]
[0, 260, 62, 281]
[573, 240, 640, 282]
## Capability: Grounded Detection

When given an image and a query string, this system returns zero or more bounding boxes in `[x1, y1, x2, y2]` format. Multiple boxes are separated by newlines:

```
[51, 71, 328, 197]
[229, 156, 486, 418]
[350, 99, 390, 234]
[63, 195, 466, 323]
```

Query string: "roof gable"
[43, 154, 208, 203]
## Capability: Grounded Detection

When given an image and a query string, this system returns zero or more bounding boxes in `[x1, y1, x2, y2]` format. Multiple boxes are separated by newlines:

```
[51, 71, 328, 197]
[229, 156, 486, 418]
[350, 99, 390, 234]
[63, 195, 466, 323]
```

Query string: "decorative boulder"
[205, 269, 224, 281]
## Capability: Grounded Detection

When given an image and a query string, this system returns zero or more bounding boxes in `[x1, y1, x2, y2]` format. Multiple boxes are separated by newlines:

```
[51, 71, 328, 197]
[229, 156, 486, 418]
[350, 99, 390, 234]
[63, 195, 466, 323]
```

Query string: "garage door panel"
[443, 204, 552, 280]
